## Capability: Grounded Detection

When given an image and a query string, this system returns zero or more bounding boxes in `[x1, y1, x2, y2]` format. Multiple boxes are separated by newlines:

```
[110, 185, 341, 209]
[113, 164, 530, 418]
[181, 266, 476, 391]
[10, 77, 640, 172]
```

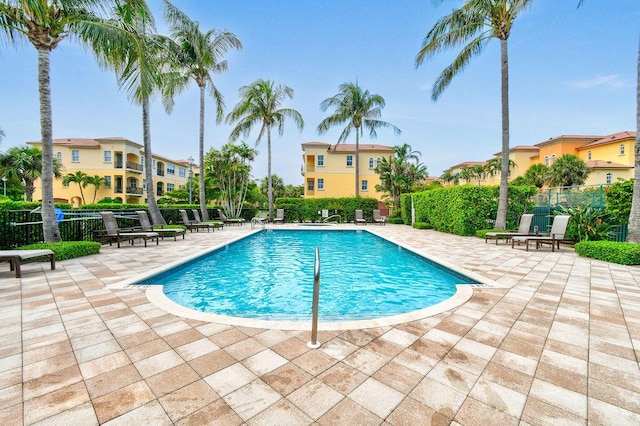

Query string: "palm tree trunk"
[355, 129, 360, 197]
[495, 38, 510, 230]
[267, 128, 273, 219]
[199, 85, 209, 220]
[627, 37, 640, 243]
[37, 47, 62, 242]
[142, 97, 165, 226]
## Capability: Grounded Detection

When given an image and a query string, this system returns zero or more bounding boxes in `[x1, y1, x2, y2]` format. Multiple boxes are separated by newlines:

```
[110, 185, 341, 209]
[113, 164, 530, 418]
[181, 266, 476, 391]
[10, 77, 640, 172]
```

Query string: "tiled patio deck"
[1, 224, 639, 425]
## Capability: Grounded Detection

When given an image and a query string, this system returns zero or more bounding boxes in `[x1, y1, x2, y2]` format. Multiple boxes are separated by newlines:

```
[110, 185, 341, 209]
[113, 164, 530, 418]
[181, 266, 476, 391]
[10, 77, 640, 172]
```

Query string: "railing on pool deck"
[308, 247, 321, 349]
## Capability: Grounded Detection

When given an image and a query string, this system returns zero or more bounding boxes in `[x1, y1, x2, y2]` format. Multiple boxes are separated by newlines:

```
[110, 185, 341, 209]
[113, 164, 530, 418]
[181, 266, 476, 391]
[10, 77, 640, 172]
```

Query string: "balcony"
[156, 169, 165, 176]
[126, 187, 143, 196]
[126, 162, 143, 172]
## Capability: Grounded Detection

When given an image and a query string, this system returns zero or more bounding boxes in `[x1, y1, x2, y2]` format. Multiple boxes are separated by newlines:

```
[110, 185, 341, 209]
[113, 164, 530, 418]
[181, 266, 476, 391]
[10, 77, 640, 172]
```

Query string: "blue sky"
[0, 0, 638, 185]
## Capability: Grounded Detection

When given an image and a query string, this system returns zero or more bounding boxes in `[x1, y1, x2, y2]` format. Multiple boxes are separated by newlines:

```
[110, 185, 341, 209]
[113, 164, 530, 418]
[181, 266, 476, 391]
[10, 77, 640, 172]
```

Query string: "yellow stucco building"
[443, 131, 636, 187]
[301, 142, 394, 200]
[27, 137, 194, 206]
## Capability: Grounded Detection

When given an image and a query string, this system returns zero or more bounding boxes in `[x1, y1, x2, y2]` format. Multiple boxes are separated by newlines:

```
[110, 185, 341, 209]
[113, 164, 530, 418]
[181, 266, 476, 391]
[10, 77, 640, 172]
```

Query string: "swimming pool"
[138, 229, 478, 321]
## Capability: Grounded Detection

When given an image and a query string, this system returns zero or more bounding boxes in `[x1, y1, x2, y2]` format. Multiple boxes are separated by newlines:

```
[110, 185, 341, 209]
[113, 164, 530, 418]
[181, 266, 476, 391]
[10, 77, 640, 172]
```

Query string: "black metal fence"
[0, 207, 239, 249]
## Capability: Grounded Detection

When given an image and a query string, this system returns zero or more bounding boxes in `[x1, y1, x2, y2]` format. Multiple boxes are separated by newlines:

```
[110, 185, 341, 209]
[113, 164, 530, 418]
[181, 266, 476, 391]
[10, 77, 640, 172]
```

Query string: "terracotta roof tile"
[586, 160, 632, 169]
[577, 131, 637, 149]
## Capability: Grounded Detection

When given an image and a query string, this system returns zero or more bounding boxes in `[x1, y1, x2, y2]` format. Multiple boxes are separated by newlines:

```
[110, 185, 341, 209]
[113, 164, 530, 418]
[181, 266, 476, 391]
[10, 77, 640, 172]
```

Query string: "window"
[167, 164, 175, 175]
[167, 183, 175, 191]
[317, 178, 324, 190]
[72, 150, 79, 162]
[307, 180, 314, 191]
[142, 179, 147, 190]
[317, 155, 324, 166]
[620, 144, 625, 155]
[179, 167, 186, 177]
[376, 158, 381, 168]
[152, 160, 156, 168]
[606, 173, 612, 184]
[587, 151, 592, 160]
[544, 156, 549, 166]
[368, 158, 374, 169]
[346, 155, 353, 167]
[104, 151, 111, 162]
[361, 180, 368, 191]
[104, 176, 111, 188]
[56, 152, 62, 162]
[551, 154, 556, 164]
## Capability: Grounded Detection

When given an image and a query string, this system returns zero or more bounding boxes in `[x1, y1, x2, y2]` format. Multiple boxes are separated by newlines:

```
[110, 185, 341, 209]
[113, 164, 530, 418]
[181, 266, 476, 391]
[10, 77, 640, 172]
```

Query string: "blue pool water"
[138, 230, 477, 321]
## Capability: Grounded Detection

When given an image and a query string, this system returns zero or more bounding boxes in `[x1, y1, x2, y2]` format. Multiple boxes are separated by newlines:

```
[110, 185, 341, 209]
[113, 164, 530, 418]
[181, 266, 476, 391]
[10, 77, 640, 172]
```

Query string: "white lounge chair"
[485, 213, 534, 245]
[511, 215, 572, 252]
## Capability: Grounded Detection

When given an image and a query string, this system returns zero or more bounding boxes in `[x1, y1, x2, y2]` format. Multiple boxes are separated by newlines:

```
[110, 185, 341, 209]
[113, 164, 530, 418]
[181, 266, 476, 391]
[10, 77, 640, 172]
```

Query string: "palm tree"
[548, 154, 589, 188]
[88, 0, 167, 225]
[84, 174, 104, 203]
[162, 0, 242, 220]
[471, 164, 485, 185]
[0, 145, 62, 201]
[317, 82, 401, 197]
[62, 170, 89, 204]
[0, 0, 113, 242]
[416, 0, 533, 230]
[0, 126, 5, 142]
[226, 79, 304, 219]
[440, 170, 454, 185]
[521, 163, 549, 188]
[375, 144, 427, 212]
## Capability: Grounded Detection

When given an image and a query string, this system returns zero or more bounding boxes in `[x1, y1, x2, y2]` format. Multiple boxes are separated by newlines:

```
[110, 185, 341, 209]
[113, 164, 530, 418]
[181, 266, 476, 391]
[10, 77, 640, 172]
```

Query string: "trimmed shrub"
[400, 185, 537, 236]
[274, 197, 379, 223]
[18, 241, 101, 261]
[412, 222, 432, 230]
[475, 229, 505, 239]
[574, 241, 640, 265]
[387, 217, 405, 224]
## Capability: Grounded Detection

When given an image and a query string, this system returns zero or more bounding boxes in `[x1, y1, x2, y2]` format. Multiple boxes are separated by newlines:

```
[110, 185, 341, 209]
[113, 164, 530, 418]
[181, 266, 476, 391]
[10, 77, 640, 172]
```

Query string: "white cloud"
[567, 74, 627, 90]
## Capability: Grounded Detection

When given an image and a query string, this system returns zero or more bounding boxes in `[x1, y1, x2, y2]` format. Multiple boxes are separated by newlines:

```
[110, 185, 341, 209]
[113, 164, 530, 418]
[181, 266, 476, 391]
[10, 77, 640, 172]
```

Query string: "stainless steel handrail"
[308, 247, 321, 348]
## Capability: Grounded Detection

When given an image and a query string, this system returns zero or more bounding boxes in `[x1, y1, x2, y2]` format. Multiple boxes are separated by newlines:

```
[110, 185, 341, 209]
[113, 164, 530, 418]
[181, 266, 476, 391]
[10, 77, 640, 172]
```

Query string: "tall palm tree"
[87, 0, 167, 225]
[0, 126, 5, 142]
[162, 0, 241, 220]
[416, 0, 533, 230]
[84, 175, 104, 203]
[62, 170, 89, 204]
[226, 79, 304, 219]
[0, 145, 62, 201]
[0, 0, 113, 241]
[317, 82, 401, 197]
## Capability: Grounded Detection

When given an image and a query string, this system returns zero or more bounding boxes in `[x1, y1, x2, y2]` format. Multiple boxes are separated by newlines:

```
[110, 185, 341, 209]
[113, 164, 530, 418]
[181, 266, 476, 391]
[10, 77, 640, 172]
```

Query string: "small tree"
[63, 171, 89, 204]
[521, 163, 550, 188]
[84, 175, 104, 203]
[260, 174, 284, 201]
[549, 154, 590, 187]
[205, 141, 257, 217]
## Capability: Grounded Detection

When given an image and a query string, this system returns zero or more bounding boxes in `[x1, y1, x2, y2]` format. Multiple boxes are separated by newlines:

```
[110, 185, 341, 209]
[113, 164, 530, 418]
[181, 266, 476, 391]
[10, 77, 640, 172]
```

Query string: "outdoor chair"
[354, 209, 366, 225]
[178, 209, 213, 232]
[136, 211, 185, 241]
[0, 249, 55, 278]
[511, 215, 572, 252]
[99, 211, 159, 248]
[373, 210, 386, 225]
[485, 213, 534, 245]
[272, 209, 285, 224]
[217, 209, 246, 226]
[192, 209, 223, 230]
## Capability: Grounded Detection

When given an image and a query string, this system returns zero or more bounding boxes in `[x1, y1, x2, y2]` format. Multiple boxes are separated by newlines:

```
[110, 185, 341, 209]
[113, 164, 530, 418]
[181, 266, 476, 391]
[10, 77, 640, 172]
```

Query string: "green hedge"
[574, 240, 640, 265]
[387, 217, 404, 224]
[412, 222, 432, 230]
[400, 185, 537, 236]
[19, 241, 101, 261]
[274, 197, 379, 223]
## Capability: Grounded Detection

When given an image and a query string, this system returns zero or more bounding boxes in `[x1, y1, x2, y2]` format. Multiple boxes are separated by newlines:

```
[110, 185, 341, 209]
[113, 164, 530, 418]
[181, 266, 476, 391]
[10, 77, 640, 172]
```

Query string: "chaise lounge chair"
[179, 209, 213, 232]
[511, 215, 572, 252]
[136, 211, 186, 241]
[192, 209, 223, 230]
[354, 209, 366, 225]
[217, 209, 246, 226]
[0, 249, 55, 278]
[272, 209, 285, 224]
[373, 210, 386, 225]
[99, 211, 159, 248]
[485, 213, 534, 245]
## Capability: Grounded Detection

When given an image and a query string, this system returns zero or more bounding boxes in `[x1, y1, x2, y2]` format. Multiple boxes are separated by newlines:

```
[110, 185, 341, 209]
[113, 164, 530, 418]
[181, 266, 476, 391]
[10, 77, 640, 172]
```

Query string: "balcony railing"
[126, 186, 143, 195]
[157, 169, 165, 176]
[126, 162, 143, 172]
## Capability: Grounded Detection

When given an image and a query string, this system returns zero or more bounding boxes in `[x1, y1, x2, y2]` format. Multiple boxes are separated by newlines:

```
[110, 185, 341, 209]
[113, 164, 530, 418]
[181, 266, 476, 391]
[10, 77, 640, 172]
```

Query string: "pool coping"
[111, 225, 502, 330]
